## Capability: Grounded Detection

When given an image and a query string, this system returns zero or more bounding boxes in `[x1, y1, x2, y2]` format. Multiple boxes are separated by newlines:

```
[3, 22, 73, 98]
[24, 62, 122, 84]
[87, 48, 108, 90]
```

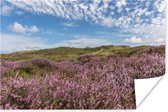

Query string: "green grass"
[1, 45, 165, 61]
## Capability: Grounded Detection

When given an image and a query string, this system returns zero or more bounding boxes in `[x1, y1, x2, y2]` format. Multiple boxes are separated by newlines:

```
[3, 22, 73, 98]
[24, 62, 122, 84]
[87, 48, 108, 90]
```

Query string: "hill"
[1, 45, 165, 61]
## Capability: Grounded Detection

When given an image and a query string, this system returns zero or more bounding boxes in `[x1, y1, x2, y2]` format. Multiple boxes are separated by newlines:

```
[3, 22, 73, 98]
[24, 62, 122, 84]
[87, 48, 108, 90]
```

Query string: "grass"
[1, 45, 165, 61]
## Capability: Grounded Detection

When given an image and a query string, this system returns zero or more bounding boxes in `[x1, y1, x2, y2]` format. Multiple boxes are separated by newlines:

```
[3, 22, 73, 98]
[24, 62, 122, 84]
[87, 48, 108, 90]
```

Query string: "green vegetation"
[1, 45, 165, 61]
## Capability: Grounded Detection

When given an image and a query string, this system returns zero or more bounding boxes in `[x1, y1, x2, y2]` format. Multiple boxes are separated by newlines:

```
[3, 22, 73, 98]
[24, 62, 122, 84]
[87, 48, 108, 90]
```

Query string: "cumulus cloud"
[124, 36, 142, 44]
[10, 22, 39, 33]
[7, 0, 165, 28]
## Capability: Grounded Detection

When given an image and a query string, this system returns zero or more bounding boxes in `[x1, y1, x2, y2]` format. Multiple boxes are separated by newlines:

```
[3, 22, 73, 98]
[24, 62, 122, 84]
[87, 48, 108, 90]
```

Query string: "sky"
[0, 0, 166, 53]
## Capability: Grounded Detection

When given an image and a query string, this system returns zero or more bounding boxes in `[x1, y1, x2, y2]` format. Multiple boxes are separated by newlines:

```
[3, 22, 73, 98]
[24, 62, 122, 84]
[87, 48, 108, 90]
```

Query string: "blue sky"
[0, 0, 166, 53]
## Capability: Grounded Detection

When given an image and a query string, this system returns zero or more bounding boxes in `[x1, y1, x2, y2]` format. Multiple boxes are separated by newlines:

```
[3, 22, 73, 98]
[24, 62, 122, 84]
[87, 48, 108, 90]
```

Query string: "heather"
[0, 45, 165, 109]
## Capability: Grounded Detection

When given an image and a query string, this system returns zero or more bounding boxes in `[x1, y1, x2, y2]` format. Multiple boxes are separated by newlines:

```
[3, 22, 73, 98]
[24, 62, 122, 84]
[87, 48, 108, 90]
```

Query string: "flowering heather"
[0, 53, 165, 109]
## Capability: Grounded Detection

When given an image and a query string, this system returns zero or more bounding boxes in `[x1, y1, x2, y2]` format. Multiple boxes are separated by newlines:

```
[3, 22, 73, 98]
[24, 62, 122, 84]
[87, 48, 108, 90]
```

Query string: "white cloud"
[7, 0, 165, 28]
[116, 0, 127, 8]
[0, 0, 25, 16]
[63, 22, 78, 27]
[155, 38, 165, 43]
[100, 17, 115, 27]
[15, 10, 24, 15]
[10, 22, 39, 33]
[145, 37, 165, 45]
[123, 36, 165, 46]
[55, 38, 111, 48]
[30, 26, 39, 33]
[10, 22, 26, 33]
[0, 4, 13, 16]
[122, 23, 166, 46]
[123, 24, 166, 41]
[0, 34, 48, 53]
[154, 0, 166, 13]
[124, 36, 142, 44]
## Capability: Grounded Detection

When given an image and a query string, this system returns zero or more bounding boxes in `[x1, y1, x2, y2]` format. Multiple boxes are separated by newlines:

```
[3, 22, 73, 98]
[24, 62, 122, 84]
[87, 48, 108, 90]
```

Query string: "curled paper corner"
[135, 76, 164, 108]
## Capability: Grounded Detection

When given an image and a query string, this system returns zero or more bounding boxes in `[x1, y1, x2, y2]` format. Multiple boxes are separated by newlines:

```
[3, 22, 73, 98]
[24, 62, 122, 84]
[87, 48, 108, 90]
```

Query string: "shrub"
[0, 53, 165, 109]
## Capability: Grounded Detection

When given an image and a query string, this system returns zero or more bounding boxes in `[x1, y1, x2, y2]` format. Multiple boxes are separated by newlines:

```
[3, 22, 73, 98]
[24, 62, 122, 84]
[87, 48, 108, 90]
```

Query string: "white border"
[0, 0, 168, 112]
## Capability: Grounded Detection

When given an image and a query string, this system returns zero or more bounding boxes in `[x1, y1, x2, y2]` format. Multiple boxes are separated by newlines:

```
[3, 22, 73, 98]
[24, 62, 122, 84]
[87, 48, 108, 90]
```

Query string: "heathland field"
[0, 45, 165, 109]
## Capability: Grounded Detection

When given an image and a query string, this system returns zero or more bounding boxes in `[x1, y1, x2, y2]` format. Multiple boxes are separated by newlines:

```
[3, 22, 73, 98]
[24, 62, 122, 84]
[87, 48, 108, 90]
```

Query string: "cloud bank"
[55, 37, 111, 48]
[0, 33, 111, 53]
[7, 0, 165, 28]
[1, 34, 47, 53]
